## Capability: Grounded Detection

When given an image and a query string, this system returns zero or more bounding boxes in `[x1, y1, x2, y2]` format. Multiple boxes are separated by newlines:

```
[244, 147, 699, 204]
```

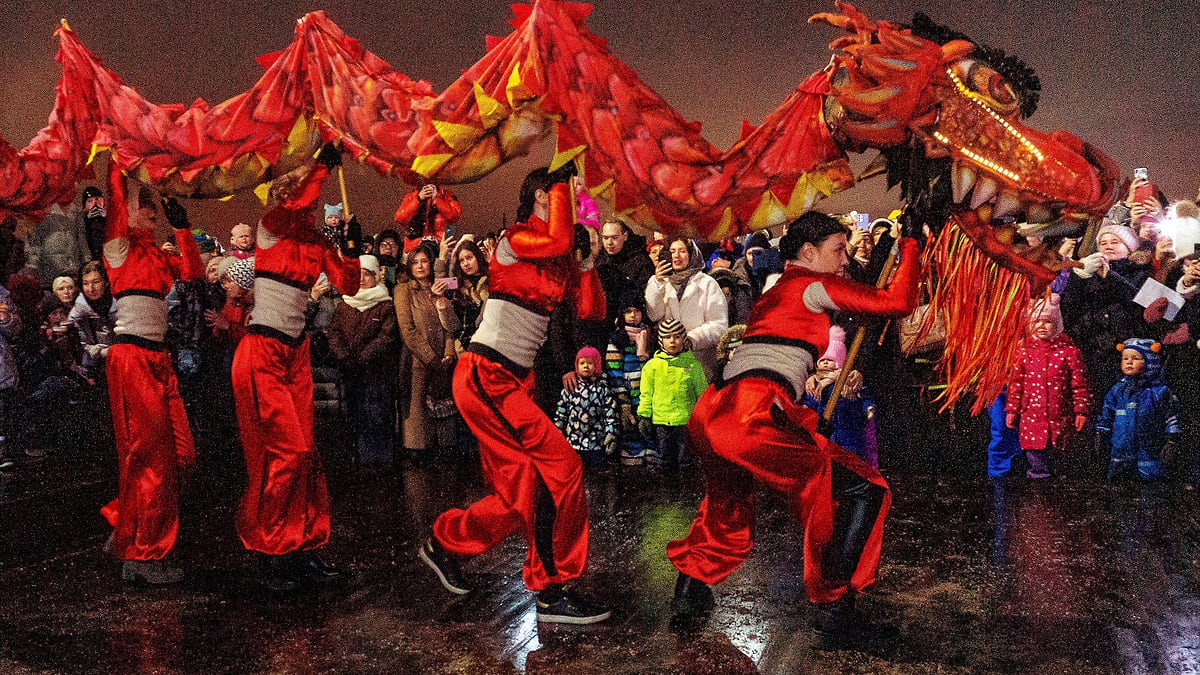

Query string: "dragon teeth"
[1026, 203, 1053, 224]
[952, 162, 977, 204]
[970, 176, 1000, 210]
[993, 190, 1022, 219]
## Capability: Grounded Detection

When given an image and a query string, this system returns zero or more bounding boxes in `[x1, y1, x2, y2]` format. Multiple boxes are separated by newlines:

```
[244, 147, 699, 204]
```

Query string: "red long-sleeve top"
[393, 187, 462, 252]
[103, 163, 204, 344]
[470, 183, 605, 371]
[247, 165, 360, 342]
[726, 237, 921, 399]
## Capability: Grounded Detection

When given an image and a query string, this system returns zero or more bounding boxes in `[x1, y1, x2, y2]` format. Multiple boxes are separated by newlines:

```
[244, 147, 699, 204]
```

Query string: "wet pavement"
[2, 440, 1200, 674]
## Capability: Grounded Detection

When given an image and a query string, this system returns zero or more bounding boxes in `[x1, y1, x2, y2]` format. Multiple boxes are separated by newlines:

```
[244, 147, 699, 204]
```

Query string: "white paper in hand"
[1132, 278, 1185, 322]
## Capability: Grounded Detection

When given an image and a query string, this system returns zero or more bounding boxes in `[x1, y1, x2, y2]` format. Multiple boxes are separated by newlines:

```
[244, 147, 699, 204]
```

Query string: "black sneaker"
[811, 595, 858, 649]
[291, 551, 348, 588]
[535, 587, 611, 625]
[258, 554, 298, 593]
[418, 537, 471, 595]
[670, 573, 713, 619]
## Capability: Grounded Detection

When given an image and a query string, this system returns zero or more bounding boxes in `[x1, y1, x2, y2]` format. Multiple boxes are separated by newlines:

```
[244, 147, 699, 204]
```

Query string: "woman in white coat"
[645, 237, 728, 380]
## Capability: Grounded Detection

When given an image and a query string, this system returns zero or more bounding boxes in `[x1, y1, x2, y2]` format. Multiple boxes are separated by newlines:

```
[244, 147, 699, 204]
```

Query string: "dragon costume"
[0, 1, 1118, 409]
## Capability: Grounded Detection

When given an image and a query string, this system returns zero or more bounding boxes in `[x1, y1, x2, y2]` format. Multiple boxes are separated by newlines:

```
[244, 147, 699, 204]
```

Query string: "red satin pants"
[232, 334, 330, 555]
[433, 352, 589, 591]
[667, 377, 891, 603]
[101, 343, 195, 561]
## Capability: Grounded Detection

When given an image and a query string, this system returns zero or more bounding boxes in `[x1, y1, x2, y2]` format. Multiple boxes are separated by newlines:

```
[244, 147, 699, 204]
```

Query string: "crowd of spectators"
[1, 172, 1196, 486]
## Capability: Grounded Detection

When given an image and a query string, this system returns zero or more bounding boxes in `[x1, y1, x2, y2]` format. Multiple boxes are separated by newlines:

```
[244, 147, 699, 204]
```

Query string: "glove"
[637, 416, 654, 440]
[816, 415, 834, 438]
[899, 213, 925, 249]
[161, 197, 189, 230]
[315, 142, 342, 171]
[1162, 435, 1179, 463]
[1073, 252, 1104, 278]
[603, 433, 617, 456]
[546, 160, 577, 186]
[340, 215, 363, 258]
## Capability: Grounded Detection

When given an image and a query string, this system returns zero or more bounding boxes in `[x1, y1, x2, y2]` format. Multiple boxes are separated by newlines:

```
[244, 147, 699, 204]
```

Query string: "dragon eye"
[953, 59, 1022, 116]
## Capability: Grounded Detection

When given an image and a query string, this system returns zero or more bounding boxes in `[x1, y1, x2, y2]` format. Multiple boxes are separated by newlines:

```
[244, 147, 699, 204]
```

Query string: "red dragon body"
[0, 1, 1120, 410]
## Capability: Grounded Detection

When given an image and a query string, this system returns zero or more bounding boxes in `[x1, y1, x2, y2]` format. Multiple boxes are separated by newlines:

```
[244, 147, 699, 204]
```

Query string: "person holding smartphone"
[394, 184, 462, 253]
[644, 236, 728, 381]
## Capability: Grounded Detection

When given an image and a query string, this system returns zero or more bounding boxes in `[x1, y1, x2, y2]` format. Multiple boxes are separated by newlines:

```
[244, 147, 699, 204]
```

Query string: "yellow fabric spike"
[709, 208, 734, 241]
[473, 82, 508, 129]
[591, 178, 614, 200]
[253, 182, 271, 205]
[550, 144, 586, 173]
[785, 177, 814, 218]
[433, 120, 482, 151]
[218, 194, 235, 202]
[506, 62, 536, 107]
[412, 154, 453, 177]
[86, 143, 108, 166]
[747, 190, 787, 231]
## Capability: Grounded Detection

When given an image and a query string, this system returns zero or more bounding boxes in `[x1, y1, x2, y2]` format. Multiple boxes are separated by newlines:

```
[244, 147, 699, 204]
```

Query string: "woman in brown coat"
[329, 255, 398, 465]
[394, 241, 460, 457]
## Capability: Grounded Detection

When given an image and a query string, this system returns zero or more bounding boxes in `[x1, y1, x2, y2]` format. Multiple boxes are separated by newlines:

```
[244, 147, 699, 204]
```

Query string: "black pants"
[654, 424, 686, 466]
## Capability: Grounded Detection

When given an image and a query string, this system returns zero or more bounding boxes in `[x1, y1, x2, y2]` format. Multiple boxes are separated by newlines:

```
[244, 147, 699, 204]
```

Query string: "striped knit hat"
[227, 256, 255, 290]
[657, 318, 690, 352]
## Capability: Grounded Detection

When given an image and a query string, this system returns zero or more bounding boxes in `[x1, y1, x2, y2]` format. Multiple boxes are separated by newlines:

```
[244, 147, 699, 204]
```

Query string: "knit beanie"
[575, 346, 602, 375]
[1027, 296, 1064, 338]
[1095, 224, 1138, 254]
[658, 318, 689, 352]
[820, 325, 847, 368]
[1116, 337, 1163, 382]
[323, 204, 344, 219]
[227, 256, 255, 290]
[358, 254, 381, 275]
[745, 231, 771, 252]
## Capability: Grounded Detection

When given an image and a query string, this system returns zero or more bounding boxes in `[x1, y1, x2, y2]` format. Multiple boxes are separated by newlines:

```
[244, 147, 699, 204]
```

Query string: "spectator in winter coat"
[1061, 223, 1152, 400]
[554, 346, 619, 466]
[0, 285, 22, 470]
[1096, 338, 1181, 481]
[595, 220, 654, 328]
[448, 236, 489, 351]
[1004, 297, 1090, 478]
[638, 319, 708, 468]
[645, 237, 728, 381]
[329, 255, 398, 465]
[68, 260, 116, 382]
[605, 290, 653, 465]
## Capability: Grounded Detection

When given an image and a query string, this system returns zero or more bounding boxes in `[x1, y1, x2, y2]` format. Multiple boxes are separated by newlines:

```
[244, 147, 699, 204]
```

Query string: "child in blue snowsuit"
[554, 346, 619, 466]
[802, 326, 878, 468]
[1096, 338, 1181, 481]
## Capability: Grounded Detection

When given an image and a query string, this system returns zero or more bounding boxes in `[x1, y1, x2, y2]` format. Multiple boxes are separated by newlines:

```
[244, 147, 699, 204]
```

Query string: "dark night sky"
[2, 0, 1197, 241]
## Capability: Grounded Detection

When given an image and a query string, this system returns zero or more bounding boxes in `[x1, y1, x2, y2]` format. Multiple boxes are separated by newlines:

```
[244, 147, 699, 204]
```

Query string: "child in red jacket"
[1005, 296, 1090, 478]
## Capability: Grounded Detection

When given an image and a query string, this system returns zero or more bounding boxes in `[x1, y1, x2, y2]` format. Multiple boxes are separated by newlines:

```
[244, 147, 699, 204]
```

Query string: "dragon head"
[812, 2, 1119, 286]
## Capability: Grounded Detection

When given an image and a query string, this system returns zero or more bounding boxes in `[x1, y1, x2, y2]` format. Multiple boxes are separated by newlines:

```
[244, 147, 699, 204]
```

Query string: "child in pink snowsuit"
[1005, 297, 1090, 478]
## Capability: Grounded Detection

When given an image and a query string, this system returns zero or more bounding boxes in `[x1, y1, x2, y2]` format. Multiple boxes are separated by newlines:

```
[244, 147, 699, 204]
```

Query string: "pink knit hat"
[1095, 224, 1139, 254]
[1027, 296, 1064, 338]
[820, 325, 847, 368]
[575, 346, 602, 374]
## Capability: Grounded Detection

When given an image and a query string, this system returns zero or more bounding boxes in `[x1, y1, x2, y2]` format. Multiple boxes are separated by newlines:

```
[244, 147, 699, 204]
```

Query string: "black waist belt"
[246, 323, 308, 348]
[739, 334, 820, 363]
[113, 289, 166, 300]
[468, 342, 531, 379]
[255, 270, 312, 293]
[112, 333, 167, 351]
[716, 368, 798, 402]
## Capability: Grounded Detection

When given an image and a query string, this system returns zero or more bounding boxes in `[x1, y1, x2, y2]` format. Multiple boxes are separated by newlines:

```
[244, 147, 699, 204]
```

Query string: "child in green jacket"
[638, 318, 709, 468]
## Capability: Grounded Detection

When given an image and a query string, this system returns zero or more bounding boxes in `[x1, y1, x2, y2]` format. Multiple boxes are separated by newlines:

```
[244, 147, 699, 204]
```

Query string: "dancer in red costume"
[232, 144, 360, 591]
[394, 184, 462, 253]
[100, 162, 204, 584]
[667, 211, 920, 644]
[418, 167, 611, 624]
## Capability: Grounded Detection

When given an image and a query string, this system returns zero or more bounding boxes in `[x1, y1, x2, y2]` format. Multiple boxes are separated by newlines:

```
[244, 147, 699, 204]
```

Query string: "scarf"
[668, 266, 701, 300]
[341, 283, 391, 312]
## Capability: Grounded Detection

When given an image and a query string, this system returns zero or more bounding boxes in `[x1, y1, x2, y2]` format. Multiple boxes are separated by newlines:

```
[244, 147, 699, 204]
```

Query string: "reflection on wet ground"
[1, 453, 1198, 673]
